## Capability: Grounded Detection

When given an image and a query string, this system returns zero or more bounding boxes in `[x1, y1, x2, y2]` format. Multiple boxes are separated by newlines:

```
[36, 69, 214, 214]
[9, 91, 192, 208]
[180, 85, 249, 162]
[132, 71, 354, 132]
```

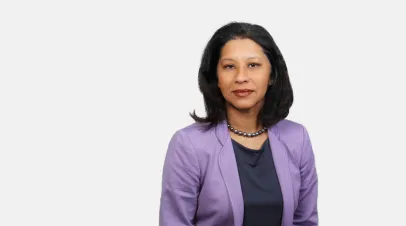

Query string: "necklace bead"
[227, 123, 267, 138]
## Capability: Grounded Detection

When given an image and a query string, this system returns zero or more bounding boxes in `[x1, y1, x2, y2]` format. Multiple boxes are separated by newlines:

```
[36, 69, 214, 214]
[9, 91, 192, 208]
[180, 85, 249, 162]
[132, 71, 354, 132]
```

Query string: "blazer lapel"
[216, 121, 244, 226]
[268, 127, 294, 226]
[215, 121, 294, 226]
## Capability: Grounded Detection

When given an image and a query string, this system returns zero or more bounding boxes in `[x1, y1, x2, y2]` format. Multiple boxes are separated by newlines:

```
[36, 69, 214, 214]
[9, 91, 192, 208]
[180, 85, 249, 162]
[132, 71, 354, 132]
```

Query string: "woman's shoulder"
[274, 119, 308, 137]
[169, 122, 217, 148]
[273, 119, 310, 144]
[174, 122, 215, 137]
[273, 119, 313, 163]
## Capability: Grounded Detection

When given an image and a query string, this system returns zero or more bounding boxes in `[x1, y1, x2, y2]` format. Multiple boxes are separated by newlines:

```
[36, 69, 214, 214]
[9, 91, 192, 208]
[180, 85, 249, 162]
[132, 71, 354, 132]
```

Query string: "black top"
[232, 138, 284, 226]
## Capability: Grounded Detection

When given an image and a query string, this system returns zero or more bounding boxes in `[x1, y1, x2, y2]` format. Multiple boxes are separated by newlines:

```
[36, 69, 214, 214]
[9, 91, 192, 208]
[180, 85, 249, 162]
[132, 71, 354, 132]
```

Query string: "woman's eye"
[248, 63, 260, 68]
[223, 63, 260, 69]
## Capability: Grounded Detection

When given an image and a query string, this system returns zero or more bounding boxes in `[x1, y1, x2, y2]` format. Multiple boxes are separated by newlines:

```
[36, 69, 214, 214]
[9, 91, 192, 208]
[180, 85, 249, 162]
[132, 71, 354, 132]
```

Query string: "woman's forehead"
[220, 39, 265, 59]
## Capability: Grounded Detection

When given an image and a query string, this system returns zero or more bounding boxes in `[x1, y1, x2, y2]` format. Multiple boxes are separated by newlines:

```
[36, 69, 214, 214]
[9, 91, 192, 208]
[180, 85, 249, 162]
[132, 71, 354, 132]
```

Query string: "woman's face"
[217, 38, 272, 111]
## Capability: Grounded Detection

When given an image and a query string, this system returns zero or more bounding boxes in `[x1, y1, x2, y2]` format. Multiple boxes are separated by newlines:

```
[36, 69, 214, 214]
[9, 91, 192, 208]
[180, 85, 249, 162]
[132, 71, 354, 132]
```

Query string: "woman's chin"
[227, 97, 264, 111]
[231, 101, 257, 111]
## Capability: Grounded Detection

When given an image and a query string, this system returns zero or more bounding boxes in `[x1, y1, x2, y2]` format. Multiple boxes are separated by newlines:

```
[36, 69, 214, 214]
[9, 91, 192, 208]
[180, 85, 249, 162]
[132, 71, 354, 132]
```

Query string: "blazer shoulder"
[274, 119, 310, 164]
[274, 119, 307, 137]
[172, 122, 217, 150]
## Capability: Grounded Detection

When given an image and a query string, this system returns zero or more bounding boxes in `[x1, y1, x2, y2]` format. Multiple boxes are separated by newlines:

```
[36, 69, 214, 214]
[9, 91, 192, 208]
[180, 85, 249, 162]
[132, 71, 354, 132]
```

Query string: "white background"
[1, 1, 405, 225]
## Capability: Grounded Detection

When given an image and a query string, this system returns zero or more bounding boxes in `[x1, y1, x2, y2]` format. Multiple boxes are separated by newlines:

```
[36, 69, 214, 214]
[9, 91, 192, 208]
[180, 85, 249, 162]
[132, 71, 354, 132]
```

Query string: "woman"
[159, 21, 318, 226]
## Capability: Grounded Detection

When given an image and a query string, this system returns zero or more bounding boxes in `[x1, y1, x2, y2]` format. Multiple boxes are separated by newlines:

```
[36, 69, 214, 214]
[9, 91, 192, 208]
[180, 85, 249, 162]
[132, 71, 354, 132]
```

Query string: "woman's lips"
[232, 89, 253, 97]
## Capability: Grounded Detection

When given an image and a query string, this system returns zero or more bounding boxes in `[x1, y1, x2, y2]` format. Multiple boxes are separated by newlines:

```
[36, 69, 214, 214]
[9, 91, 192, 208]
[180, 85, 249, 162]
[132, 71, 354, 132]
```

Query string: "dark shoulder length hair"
[190, 21, 294, 130]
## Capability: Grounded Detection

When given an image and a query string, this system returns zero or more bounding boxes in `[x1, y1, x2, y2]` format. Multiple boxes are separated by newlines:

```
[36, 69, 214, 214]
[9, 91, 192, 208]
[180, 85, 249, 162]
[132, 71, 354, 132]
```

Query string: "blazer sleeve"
[293, 126, 319, 226]
[159, 130, 200, 226]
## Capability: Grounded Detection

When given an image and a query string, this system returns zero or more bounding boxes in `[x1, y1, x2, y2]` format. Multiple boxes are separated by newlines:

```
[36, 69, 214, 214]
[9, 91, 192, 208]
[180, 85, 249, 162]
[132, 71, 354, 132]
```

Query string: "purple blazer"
[159, 119, 318, 226]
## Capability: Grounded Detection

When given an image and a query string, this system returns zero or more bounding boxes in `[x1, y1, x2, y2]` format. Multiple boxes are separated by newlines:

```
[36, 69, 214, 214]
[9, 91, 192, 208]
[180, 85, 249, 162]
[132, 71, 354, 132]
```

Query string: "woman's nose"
[235, 68, 248, 84]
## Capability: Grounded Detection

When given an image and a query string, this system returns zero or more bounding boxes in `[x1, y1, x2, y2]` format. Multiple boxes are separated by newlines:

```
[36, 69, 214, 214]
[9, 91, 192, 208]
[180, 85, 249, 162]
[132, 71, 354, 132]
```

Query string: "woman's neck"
[226, 105, 262, 133]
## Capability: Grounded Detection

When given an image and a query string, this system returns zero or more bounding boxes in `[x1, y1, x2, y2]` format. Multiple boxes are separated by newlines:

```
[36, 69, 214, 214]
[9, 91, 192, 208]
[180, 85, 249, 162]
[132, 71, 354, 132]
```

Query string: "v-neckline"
[231, 138, 269, 152]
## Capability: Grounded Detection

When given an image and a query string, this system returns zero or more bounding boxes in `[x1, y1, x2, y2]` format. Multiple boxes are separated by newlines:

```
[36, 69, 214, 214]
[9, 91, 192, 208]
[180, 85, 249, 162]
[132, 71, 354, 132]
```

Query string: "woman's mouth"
[232, 89, 254, 97]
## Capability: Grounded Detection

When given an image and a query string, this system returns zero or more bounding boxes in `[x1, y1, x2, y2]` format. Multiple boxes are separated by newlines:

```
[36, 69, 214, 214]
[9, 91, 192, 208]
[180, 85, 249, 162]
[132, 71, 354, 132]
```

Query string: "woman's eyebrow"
[220, 56, 261, 62]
